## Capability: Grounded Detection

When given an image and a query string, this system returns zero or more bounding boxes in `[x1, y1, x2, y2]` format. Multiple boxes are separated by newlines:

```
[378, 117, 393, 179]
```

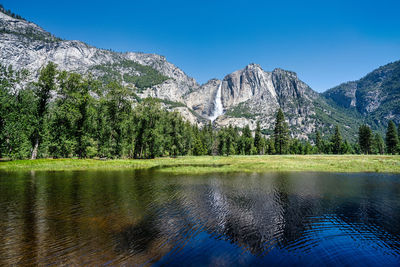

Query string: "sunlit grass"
[1, 155, 399, 173]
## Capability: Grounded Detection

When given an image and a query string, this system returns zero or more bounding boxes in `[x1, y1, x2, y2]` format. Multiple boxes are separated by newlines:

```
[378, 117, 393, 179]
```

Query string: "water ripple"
[0, 171, 400, 266]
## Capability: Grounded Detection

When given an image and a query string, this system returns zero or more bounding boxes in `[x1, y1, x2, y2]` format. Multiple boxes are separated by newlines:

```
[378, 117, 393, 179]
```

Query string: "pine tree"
[225, 125, 236, 156]
[274, 108, 289, 154]
[259, 137, 266, 155]
[331, 125, 342, 154]
[217, 129, 226, 156]
[304, 141, 313, 155]
[358, 124, 372, 154]
[385, 120, 398, 154]
[341, 140, 352, 154]
[398, 124, 400, 153]
[202, 122, 214, 155]
[254, 121, 262, 155]
[373, 133, 385, 154]
[315, 131, 322, 153]
[241, 125, 253, 155]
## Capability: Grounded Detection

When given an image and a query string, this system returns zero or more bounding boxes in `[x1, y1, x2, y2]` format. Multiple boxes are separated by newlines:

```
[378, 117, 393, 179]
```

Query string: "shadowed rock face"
[184, 79, 220, 118]
[323, 60, 400, 126]
[323, 82, 358, 108]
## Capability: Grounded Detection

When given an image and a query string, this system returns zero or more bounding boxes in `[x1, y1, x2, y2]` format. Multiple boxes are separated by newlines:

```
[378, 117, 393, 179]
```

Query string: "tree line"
[1, 63, 400, 160]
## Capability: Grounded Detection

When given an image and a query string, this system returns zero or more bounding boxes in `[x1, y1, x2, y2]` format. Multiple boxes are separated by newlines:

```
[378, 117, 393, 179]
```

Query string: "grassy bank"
[1, 155, 400, 173]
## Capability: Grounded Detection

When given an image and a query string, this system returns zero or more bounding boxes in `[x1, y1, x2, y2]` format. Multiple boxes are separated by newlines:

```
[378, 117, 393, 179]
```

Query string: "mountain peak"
[245, 63, 263, 71]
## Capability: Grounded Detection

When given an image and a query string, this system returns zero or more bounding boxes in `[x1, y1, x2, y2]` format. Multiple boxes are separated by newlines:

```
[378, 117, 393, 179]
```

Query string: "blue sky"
[3, 0, 400, 91]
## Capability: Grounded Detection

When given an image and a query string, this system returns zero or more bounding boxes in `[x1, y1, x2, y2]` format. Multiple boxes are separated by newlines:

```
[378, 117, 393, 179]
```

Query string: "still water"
[0, 170, 399, 266]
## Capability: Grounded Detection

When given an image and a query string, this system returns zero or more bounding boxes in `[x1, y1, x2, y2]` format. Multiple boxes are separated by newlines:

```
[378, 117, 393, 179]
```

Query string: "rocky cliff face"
[185, 64, 335, 139]
[323, 60, 400, 127]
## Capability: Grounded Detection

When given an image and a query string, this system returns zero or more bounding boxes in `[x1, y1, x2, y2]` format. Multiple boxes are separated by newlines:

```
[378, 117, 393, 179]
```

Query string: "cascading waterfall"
[209, 82, 224, 121]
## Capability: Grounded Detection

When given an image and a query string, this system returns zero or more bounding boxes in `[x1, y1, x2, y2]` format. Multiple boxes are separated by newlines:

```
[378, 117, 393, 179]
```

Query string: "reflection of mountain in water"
[115, 172, 400, 261]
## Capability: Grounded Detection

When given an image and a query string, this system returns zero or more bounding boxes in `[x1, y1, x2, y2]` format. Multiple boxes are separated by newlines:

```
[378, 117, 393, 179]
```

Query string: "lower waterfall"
[209, 82, 224, 121]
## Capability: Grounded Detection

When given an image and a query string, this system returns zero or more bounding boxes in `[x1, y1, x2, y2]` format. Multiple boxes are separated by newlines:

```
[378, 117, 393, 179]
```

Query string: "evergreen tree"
[225, 125, 236, 156]
[192, 125, 205, 156]
[265, 138, 275, 154]
[358, 124, 373, 154]
[193, 136, 205, 156]
[398, 124, 400, 140]
[304, 141, 313, 155]
[165, 111, 185, 157]
[315, 131, 322, 153]
[259, 137, 266, 155]
[398, 124, 400, 153]
[202, 122, 215, 155]
[254, 122, 262, 154]
[242, 125, 253, 155]
[331, 125, 342, 154]
[385, 120, 399, 154]
[373, 133, 385, 154]
[274, 108, 289, 154]
[217, 129, 226, 156]
[341, 140, 352, 154]
[289, 139, 302, 154]
[181, 122, 194, 155]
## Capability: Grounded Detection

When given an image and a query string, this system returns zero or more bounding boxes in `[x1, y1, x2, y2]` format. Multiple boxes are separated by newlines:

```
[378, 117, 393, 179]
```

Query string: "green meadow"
[1, 155, 399, 174]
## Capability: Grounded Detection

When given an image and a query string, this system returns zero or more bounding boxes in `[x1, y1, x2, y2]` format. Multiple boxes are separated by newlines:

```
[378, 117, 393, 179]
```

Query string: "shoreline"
[1, 155, 400, 174]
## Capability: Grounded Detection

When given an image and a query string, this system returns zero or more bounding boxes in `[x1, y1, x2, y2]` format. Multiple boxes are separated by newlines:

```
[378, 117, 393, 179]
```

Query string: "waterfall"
[209, 82, 224, 121]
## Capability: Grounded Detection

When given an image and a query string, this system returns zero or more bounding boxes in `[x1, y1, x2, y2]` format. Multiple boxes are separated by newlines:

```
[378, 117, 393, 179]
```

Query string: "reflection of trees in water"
[20, 171, 39, 265]
[195, 173, 325, 255]
[114, 172, 400, 258]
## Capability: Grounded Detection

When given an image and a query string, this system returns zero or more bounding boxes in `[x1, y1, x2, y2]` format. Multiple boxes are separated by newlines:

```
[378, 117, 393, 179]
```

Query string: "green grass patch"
[1, 155, 400, 174]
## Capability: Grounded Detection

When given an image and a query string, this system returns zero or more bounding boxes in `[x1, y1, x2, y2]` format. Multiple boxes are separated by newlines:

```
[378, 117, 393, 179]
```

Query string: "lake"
[0, 170, 399, 266]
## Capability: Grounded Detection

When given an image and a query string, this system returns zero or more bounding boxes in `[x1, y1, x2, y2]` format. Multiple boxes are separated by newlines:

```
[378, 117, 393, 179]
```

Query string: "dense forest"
[1, 63, 399, 160]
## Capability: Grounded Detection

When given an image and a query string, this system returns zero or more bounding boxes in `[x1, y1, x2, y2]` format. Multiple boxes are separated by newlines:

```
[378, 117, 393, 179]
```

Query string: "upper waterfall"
[209, 81, 224, 121]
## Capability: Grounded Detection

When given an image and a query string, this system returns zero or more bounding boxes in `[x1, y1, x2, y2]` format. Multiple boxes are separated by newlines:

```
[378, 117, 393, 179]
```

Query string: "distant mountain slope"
[0, 9, 204, 124]
[0, 9, 200, 99]
[323, 60, 400, 130]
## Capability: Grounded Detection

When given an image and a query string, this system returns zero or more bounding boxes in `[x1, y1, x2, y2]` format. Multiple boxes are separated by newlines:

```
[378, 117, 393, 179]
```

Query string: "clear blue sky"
[3, 0, 400, 92]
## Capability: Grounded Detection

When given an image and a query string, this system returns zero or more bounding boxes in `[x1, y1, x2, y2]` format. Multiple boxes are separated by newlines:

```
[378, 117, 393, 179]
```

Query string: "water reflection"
[0, 171, 399, 266]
